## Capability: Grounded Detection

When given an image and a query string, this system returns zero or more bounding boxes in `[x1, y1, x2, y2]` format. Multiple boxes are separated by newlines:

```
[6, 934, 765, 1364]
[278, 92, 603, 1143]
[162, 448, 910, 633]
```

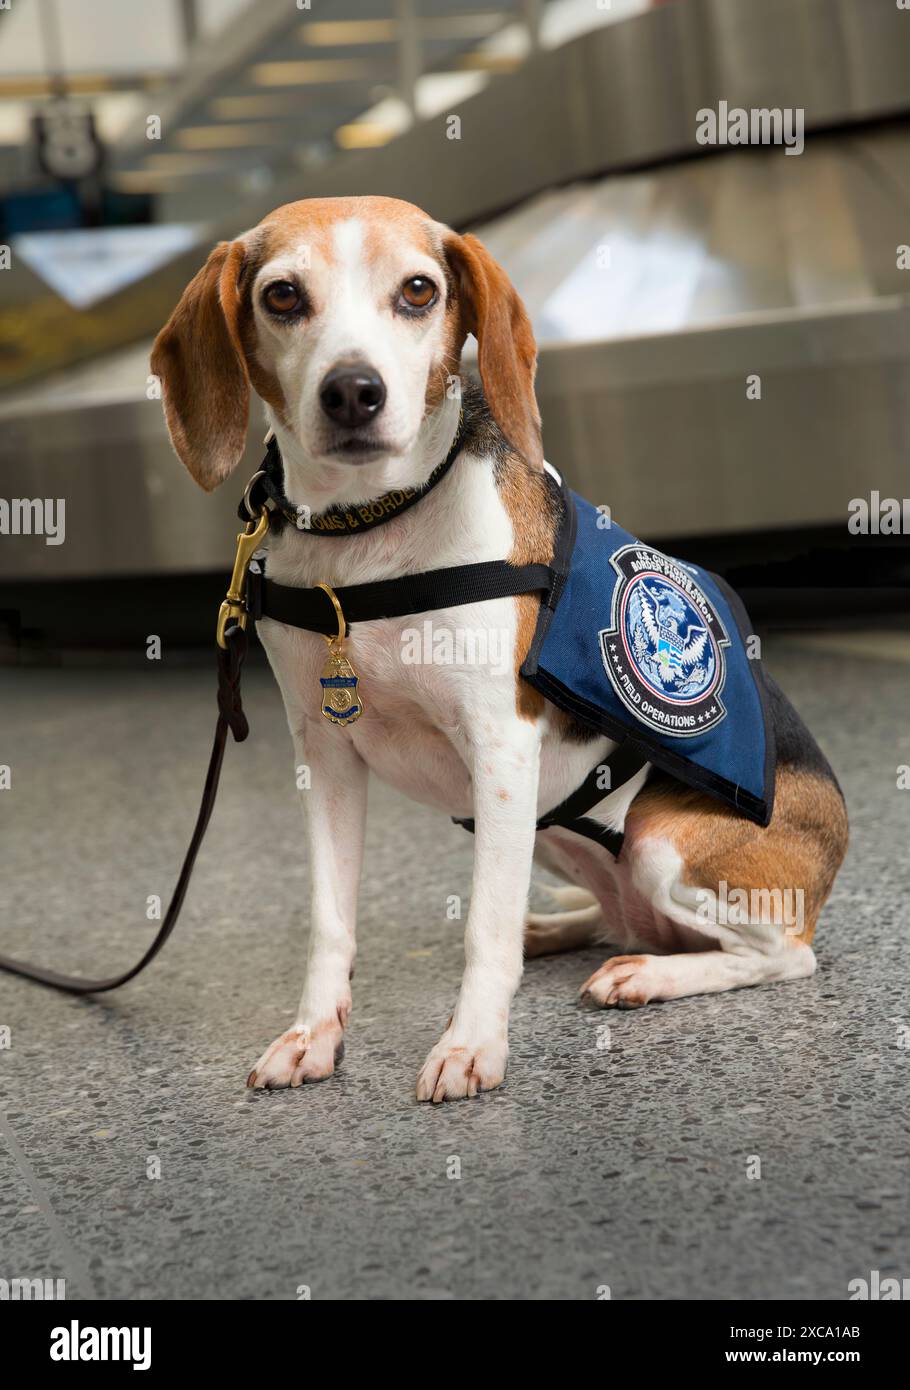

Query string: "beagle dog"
[152, 195, 848, 1102]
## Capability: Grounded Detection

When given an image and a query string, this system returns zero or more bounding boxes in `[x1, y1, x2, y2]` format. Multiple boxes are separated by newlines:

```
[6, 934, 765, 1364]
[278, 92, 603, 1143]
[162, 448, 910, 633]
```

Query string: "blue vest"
[522, 489, 775, 826]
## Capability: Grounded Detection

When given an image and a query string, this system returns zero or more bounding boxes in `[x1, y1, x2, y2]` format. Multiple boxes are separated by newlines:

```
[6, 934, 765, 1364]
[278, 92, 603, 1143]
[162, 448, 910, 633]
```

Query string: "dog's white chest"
[259, 613, 479, 817]
[253, 456, 618, 828]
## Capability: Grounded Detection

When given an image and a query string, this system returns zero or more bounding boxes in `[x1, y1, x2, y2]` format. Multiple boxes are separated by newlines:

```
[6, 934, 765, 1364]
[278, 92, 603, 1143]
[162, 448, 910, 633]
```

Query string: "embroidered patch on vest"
[599, 545, 730, 738]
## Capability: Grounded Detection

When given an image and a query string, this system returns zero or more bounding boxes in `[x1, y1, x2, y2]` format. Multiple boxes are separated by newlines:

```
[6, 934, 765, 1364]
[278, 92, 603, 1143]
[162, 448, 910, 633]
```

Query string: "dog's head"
[151, 195, 541, 495]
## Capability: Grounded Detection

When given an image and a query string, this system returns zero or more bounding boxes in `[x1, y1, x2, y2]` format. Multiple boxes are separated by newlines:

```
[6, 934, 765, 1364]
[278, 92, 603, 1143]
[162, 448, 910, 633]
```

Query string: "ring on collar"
[313, 582, 347, 645]
[241, 469, 268, 520]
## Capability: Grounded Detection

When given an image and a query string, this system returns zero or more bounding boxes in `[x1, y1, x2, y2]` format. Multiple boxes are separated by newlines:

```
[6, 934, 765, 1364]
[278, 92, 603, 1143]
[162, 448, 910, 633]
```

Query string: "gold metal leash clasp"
[216, 508, 270, 649]
[314, 582, 364, 725]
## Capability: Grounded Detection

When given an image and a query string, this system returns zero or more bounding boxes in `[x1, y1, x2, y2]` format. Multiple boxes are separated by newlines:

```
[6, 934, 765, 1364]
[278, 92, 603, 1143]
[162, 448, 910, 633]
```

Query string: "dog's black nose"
[319, 364, 386, 428]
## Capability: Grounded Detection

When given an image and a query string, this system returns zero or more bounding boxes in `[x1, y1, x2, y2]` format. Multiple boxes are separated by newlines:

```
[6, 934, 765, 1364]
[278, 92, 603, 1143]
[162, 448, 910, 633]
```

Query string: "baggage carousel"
[1, 0, 907, 584]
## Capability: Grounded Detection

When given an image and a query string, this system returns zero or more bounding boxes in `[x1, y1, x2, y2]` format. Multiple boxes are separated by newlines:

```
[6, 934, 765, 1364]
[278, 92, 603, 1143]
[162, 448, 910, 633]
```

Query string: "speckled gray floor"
[1, 635, 908, 1301]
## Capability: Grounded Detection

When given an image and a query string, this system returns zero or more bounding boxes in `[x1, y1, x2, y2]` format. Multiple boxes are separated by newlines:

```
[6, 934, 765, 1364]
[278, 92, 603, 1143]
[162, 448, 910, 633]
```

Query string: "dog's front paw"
[416, 1034, 508, 1103]
[247, 1006, 347, 1090]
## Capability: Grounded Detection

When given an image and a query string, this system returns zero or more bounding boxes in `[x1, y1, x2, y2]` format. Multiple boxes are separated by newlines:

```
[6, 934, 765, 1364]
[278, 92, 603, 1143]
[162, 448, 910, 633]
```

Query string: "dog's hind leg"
[580, 941, 818, 1008]
[578, 760, 847, 1009]
[524, 902, 604, 958]
[538, 882, 599, 911]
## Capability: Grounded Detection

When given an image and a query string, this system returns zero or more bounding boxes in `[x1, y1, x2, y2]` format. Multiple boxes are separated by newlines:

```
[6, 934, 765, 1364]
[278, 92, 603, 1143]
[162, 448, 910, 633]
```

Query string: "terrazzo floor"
[1, 634, 908, 1300]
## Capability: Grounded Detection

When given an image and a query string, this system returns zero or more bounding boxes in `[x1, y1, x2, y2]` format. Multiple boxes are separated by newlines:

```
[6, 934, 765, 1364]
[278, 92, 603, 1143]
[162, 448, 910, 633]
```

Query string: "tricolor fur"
[152, 195, 848, 1102]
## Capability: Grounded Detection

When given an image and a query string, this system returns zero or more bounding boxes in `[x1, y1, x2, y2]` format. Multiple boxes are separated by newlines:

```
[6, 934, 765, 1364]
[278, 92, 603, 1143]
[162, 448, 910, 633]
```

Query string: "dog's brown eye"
[399, 276, 437, 310]
[264, 281, 301, 314]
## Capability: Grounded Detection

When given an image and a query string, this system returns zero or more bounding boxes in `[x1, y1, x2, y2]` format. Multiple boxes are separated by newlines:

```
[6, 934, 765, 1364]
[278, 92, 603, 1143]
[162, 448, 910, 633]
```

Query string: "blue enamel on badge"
[599, 545, 730, 739]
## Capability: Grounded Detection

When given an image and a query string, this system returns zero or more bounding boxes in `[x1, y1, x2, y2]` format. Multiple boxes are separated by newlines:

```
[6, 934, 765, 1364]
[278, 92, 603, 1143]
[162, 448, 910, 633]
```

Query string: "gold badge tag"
[320, 642, 363, 725]
[314, 582, 363, 726]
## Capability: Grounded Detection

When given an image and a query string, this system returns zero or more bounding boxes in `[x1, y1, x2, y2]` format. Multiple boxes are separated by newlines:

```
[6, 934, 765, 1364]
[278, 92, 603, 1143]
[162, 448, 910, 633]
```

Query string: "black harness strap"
[454, 738, 648, 859]
[250, 561, 556, 635]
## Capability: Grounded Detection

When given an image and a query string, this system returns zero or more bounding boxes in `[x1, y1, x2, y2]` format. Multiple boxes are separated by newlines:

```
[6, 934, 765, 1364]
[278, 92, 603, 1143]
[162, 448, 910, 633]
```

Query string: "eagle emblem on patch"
[599, 545, 729, 738]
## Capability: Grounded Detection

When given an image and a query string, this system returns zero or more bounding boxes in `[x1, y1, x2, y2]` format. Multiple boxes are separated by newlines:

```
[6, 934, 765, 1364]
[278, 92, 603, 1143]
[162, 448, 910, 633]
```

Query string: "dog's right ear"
[151, 240, 250, 491]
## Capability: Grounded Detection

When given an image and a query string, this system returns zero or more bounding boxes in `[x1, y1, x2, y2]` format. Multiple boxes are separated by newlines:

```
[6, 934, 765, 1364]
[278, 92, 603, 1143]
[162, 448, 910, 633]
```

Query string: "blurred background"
[0, 0, 908, 651]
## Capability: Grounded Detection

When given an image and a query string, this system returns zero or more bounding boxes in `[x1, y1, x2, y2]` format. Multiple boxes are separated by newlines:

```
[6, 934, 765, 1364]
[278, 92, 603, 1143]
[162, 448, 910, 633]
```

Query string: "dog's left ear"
[151, 239, 250, 491]
[445, 233, 543, 469]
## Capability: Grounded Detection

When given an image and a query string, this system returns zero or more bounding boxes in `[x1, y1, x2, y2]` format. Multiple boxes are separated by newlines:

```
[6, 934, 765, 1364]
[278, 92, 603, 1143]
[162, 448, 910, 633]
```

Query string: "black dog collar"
[241, 420, 465, 536]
